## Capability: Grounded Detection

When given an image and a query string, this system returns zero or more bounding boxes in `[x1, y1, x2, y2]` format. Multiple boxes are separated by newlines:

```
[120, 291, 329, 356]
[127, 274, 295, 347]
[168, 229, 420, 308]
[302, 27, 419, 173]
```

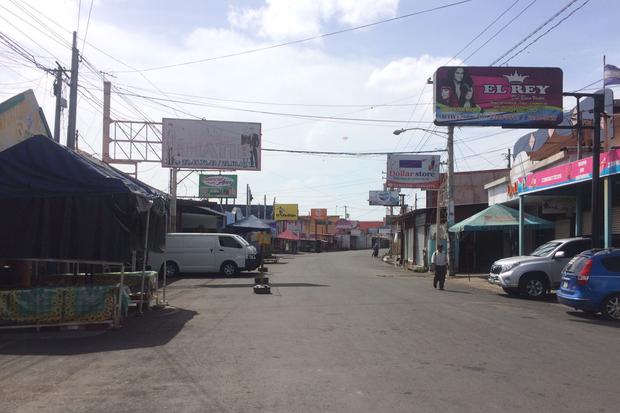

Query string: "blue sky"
[1, 0, 619, 220]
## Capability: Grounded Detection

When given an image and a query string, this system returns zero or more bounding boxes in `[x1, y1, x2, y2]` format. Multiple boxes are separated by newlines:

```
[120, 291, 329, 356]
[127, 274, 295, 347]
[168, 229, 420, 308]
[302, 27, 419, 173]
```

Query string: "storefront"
[516, 148, 620, 252]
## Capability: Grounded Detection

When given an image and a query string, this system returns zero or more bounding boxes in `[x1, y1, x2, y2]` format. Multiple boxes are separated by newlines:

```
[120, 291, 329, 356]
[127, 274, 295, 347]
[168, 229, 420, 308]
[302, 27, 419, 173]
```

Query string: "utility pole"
[246, 184, 250, 217]
[399, 193, 406, 264]
[53, 63, 64, 143]
[591, 93, 604, 248]
[446, 125, 455, 276]
[102, 81, 111, 161]
[170, 168, 177, 232]
[66, 31, 79, 149]
[344, 205, 349, 219]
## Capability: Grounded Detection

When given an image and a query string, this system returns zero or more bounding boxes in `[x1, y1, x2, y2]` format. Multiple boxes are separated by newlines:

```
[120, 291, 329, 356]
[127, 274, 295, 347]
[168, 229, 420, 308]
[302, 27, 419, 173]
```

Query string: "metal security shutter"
[582, 210, 591, 236]
[613, 206, 620, 235]
[405, 228, 414, 261]
[554, 219, 571, 239]
[415, 225, 425, 265]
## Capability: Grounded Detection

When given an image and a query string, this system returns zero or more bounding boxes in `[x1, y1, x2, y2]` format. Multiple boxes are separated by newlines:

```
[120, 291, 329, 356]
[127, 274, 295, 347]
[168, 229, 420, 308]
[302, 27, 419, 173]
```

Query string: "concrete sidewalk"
[381, 254, 488, 279]
[379, 254, 498, 292]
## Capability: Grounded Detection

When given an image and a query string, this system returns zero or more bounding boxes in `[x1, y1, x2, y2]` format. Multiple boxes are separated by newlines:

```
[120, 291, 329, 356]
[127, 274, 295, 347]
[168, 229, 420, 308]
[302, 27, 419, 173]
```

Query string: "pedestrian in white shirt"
[431, 244, 447, 290]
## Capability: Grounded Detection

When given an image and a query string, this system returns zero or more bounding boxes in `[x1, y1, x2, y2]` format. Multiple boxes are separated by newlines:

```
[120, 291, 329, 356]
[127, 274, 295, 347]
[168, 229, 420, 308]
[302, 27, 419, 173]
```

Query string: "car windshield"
[234, 235, 250, 246]
[529, 241, 561, 257]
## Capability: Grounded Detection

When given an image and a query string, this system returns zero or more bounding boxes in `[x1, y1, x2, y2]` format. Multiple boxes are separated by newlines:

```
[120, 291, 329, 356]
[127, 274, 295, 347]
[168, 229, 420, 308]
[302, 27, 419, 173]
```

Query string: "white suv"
[488, 237, 592, 299]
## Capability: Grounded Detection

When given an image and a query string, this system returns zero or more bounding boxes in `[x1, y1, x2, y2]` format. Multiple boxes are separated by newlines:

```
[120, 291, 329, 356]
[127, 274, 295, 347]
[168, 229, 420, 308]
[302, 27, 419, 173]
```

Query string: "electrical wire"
[490, 0, 579, 66]
[111, 82, 431, 108]
[444, 0, 521, 66]
[463, 0, 537, 63]
[81, 0, 94, 53]
[499, 0, 591, 66]
[111, 90, 434, 124]
[262, 148, 444, 156]
[108, 0, 473, 73]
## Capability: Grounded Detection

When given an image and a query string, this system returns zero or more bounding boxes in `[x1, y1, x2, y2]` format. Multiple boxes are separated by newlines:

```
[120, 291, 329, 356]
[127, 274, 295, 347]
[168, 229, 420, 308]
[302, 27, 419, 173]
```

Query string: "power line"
[490, 0, 579, 65]
[81, 0, 94, 53]
[499, 0, 590, 66]
[112, 83, 431, 108]
[112, 90, 435, 124]
[109, 0, 473, 73]
[262, 148, 445, 156]
[76, 0, 82, 33]
[569, 78, 602, 92]
[396, 1, 528, 151]
[444, 0, 521, 66]
[463, 0, 537, 63]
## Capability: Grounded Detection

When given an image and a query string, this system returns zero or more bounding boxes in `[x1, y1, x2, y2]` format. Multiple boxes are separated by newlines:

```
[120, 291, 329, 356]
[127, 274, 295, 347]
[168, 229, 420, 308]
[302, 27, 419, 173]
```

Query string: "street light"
[393, 125, 456, 276]
[393, 127, 448, 137]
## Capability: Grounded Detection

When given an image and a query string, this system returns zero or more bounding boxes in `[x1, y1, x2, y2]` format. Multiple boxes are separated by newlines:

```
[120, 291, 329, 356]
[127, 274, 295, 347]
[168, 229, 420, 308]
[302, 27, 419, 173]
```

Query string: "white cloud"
[335, 0, 399, 26]
[0, 1, 481, 220]
[228, 0, 399, 40]
[366, 55, 456, 95]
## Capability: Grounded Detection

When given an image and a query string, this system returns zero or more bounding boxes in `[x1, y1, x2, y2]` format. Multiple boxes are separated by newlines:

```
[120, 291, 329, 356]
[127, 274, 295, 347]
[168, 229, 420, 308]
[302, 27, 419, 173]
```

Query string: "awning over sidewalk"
[449, 204, 554, 233]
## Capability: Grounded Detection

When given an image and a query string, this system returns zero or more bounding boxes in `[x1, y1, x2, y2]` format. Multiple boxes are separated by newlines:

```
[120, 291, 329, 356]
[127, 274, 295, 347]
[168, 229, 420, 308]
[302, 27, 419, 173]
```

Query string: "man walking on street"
[432, 244, 447, 290]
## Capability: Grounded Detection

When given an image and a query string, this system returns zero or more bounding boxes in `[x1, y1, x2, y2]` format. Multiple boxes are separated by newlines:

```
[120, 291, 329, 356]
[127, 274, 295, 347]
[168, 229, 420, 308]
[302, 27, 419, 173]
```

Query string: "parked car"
[149, 233, 258, 277]
[488, 237, 591, 299]
[557, 248, 620, 320]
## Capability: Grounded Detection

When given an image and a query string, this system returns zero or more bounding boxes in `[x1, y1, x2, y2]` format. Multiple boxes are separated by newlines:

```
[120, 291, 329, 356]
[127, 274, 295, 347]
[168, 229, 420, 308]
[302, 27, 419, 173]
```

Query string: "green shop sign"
[198, 174, 238, 198]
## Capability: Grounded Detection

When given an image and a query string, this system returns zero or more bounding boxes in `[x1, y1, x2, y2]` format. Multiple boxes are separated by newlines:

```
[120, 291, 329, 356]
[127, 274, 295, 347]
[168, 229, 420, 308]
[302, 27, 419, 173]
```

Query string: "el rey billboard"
[274, 204, 299, 221]
[434, 66, 563, 127]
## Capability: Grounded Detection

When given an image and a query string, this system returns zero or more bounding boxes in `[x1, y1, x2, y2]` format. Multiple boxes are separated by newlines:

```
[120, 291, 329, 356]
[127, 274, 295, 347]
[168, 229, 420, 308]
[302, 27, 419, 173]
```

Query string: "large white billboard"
[162, 118, 261, 170]
[386, 154, 440, 189]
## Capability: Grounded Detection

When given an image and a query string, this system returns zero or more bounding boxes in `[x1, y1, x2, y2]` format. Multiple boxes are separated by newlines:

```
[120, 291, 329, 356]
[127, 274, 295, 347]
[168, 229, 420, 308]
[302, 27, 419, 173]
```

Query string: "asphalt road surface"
[1, 250, 620, 413]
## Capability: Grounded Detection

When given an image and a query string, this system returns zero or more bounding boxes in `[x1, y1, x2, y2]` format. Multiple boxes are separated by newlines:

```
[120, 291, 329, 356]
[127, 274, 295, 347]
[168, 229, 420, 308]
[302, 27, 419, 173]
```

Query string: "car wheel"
[161, 261, 179, 278]
[220, 261, 238, 276]
[601, 294, 620, 321]
[502, 287, 520, 297]
[519, 274, 547, 299]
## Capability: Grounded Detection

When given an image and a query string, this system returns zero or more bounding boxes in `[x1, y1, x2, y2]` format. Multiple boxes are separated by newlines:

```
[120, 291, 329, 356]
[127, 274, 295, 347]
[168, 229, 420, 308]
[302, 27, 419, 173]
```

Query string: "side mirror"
[554, 251, 566, 259]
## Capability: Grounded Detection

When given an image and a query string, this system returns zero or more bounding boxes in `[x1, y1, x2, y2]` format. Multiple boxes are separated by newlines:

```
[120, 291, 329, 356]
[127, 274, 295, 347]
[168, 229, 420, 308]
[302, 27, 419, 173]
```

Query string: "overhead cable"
[109, 0, 473, 73]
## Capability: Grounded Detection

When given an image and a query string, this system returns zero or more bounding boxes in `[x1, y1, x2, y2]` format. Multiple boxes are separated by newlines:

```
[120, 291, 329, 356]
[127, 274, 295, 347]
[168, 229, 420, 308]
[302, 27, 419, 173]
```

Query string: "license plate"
[562, 281, 569, 289]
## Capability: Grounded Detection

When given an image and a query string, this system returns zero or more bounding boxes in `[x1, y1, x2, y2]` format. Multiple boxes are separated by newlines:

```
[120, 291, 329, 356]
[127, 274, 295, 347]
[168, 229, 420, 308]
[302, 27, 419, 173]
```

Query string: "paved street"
[1, 249, 620, 413]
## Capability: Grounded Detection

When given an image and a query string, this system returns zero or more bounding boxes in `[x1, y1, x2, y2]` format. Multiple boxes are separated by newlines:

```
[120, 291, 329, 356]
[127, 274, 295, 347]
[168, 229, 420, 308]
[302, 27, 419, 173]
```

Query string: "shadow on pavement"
[163, 272, 258, 286]
[498, 292, 558, 303]
[185, 282, 329, 289]
[438, 290, 472, 295]
[565, 311, 620, 328]
[0, 306, 197, 356]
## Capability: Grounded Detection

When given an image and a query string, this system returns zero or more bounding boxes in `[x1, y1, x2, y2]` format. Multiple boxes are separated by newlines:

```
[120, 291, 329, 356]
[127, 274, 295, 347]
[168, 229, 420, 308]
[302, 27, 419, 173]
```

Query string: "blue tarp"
[228, 215, 271, 231]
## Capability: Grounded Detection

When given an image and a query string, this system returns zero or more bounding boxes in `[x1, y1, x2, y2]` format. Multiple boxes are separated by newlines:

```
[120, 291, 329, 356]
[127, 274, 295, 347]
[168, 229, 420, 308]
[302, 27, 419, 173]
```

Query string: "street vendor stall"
[0, 135, 166, 328]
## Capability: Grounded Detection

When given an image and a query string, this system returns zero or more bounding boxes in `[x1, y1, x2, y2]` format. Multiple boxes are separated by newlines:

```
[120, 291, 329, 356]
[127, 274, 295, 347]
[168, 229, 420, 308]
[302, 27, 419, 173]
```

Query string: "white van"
[149, 233, 258, 277]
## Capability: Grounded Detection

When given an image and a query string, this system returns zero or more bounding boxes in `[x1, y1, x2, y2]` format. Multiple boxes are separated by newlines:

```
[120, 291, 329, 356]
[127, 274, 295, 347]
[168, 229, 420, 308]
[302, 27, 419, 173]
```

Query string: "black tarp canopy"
[0, 135, 166, 262]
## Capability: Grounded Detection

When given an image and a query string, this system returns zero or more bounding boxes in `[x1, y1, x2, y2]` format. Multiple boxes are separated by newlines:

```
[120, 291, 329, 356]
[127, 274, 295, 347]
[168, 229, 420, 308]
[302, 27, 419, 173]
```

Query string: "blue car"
[557, 248, 620, 320]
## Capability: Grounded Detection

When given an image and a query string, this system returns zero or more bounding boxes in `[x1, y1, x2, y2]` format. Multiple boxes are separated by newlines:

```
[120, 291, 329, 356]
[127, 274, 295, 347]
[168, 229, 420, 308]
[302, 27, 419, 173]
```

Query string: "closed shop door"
[582, 210, 591, 236]
[613, 206, 620, 235]
[406, 228, 414, 261]
[554, 219, 571, 239]
[415, 225, 425, 264]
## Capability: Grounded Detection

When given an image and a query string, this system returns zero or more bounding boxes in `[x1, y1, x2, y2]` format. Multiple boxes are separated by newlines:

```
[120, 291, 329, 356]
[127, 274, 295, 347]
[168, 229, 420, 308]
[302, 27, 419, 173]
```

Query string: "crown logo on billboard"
[503, 70, 529, 84]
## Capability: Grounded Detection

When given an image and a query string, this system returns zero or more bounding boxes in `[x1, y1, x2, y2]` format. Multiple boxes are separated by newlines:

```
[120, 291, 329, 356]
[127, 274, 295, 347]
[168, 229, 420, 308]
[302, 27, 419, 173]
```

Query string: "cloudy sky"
[1, 0, 618, 220]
